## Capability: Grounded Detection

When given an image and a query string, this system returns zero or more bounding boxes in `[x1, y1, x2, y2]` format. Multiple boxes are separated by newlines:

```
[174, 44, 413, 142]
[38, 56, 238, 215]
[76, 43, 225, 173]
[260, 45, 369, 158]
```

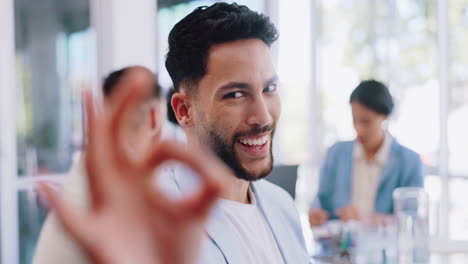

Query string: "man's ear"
[171, 92, 193, 127]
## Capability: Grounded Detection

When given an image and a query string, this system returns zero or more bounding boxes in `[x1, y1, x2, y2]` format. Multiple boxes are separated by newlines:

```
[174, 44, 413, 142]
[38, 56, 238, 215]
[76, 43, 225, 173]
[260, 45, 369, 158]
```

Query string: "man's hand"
[40, 67, 228, 264]
[308, 208, 329, 227]
[335, 205, 360, 222]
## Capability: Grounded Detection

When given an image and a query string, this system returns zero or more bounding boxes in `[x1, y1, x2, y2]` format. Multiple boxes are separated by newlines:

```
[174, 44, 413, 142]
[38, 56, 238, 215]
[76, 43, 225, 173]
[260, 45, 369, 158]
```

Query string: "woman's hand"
[308, 208, 329, 227]
[335, 205, 360, 222]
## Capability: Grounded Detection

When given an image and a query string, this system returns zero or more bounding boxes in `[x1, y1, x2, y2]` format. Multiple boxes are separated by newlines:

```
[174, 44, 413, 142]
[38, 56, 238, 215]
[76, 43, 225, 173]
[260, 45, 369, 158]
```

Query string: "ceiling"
[158, 0, 194, 9]
[14, 0, 198, 34]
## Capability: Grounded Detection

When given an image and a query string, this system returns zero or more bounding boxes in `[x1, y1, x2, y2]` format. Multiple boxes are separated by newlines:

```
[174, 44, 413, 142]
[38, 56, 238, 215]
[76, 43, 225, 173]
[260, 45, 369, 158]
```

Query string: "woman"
[309, 80, 424, 226]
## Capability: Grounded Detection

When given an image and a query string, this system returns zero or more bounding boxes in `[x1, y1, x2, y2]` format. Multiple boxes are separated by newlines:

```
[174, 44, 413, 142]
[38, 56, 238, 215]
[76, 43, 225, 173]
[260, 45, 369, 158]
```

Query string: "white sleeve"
[33, 213, 91, 264]
[33, 157, 91, 264]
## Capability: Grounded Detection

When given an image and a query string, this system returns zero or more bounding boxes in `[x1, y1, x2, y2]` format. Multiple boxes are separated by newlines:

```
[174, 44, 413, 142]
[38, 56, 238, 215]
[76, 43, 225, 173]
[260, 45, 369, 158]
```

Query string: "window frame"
[0, 0, 19, 263]
[0, 0, 157, 263]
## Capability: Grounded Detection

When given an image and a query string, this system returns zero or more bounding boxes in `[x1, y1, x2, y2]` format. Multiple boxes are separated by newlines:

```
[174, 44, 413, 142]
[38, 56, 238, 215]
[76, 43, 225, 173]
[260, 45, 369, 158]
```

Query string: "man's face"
[189, 39, 280, 181]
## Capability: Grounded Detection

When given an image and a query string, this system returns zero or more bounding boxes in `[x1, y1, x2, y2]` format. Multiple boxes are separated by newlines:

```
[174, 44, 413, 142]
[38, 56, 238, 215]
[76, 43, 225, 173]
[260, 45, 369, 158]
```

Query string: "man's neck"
[186, 139, 251, 204]
[221, 176, 251, 204]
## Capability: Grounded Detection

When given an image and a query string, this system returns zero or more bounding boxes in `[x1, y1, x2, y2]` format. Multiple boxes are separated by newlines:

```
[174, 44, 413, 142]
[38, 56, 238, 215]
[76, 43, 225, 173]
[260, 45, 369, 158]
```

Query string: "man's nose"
[246, 96, 273, 127]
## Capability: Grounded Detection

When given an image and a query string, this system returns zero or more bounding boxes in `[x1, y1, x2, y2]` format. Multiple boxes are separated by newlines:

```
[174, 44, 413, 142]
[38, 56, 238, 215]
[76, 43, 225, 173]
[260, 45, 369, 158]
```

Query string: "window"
[448, 0, 468, 240]
[276, 0, 312, 164]
[13, 0, 95, 262]
[156, 0, 266, 90]
[280, 0, 468, 246]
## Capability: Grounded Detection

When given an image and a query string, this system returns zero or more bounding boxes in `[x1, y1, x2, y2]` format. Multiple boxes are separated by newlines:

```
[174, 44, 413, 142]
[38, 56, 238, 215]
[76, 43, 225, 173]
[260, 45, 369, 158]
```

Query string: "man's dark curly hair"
[165, 2, 278, 94]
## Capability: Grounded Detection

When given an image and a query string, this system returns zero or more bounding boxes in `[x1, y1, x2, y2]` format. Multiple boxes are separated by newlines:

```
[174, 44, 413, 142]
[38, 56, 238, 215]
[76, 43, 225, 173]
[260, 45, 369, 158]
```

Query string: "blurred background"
[1, 0, 468, 263]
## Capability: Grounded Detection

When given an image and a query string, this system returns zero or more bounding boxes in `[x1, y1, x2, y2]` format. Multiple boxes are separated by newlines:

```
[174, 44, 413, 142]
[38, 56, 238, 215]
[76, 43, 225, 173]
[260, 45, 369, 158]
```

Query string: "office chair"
[265, 165, 299, 199]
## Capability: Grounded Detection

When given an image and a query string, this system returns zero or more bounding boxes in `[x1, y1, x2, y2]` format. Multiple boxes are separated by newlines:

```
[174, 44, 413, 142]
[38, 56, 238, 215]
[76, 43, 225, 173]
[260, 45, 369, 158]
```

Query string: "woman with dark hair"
[309, 80, 424, 226]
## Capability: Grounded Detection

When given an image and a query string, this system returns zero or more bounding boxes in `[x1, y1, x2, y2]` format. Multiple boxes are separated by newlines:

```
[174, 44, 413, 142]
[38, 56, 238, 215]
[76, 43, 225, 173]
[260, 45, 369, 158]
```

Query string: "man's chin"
[228, 147, 272, 180]
[247, 171, 271, 181]
[235, 162, 273, 181]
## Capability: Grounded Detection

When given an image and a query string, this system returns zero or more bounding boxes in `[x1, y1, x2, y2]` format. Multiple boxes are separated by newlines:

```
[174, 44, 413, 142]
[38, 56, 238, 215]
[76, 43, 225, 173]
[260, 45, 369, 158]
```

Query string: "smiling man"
[185, 38, 279, 183]
[164, 3, 308, 263]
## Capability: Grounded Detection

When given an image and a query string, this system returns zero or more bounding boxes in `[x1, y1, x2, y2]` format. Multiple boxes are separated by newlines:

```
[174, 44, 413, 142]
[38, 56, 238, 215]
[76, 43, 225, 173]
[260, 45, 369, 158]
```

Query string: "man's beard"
[204, 125, 275, 182]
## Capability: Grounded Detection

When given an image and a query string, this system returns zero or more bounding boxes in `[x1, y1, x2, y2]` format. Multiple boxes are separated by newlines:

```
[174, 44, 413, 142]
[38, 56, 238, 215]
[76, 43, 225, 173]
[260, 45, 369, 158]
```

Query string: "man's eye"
[264, 84, 277, 93]
[224, 91, 244, 99]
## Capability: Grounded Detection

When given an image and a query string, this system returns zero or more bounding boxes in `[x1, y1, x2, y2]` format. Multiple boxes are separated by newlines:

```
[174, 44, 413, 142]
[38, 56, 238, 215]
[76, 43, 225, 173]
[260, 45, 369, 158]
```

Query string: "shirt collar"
[353, 133, 392, 165]
[219, 186, 257, 207]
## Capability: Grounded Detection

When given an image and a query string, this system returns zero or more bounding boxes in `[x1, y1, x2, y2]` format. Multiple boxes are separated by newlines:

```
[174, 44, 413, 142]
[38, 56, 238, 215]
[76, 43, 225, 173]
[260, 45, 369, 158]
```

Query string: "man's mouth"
[237, 134, 269, 148]
[235, 133, 270, 157]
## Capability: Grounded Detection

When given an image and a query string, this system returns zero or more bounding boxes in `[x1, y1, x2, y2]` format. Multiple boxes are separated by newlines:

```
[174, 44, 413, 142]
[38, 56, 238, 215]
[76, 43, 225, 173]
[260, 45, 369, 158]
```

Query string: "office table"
[307, 220, 468, 264]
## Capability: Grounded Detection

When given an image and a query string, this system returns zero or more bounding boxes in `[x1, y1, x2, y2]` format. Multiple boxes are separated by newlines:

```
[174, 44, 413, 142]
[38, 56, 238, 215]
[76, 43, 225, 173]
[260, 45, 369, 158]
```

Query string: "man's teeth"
[239, 135, 268, 146]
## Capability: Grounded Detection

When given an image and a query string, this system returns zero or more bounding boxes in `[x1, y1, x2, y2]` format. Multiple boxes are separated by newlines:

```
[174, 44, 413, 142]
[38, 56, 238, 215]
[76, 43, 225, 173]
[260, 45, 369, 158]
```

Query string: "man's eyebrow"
[218, 82, 252, 91]
[218, 75, 278, 91]
[265, 75, 279, 86]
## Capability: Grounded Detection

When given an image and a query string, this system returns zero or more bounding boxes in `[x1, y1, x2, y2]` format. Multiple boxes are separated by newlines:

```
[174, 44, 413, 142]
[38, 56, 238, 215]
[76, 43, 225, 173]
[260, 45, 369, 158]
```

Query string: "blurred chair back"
[265, 165, 299, 199]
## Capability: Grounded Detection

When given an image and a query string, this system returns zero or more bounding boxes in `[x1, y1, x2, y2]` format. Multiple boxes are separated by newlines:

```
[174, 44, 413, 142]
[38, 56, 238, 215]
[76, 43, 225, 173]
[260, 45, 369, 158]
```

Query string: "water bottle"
[393, 187, 430, 264]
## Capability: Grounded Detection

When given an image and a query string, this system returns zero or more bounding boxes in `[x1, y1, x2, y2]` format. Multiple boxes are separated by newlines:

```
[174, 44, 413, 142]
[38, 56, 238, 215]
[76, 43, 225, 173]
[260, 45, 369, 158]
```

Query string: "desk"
[310, 252, 468, 264]
[429, 253, 468, 264]
[306, 220, 468, 264]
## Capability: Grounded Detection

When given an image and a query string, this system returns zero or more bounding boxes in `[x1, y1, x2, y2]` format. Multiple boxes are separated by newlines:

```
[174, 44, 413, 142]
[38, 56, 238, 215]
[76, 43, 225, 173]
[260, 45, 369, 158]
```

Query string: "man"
[163, 3, 308, 263]
[38, 3, 309, 264]
[101, 67, 166, 158]
[34, 66, 166, 264]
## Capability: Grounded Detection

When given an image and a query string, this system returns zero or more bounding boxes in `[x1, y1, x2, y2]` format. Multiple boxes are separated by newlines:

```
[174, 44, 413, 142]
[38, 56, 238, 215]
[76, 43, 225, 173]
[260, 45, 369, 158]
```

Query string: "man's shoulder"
[253, 180, 296, 211]
[252, 180, 309, 262]
[254, 179, 292, 197]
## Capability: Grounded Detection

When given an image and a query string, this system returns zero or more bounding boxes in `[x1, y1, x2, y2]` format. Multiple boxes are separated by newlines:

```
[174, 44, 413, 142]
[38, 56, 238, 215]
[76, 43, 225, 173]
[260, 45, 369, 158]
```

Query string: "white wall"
[0, 0, 19, 262]
[91, 0, 157, 87]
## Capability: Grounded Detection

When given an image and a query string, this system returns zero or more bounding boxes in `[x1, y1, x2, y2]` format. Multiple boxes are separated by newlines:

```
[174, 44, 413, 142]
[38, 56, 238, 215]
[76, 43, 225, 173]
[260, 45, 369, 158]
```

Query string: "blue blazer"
[160, 165, 310, 264]
[314, 138, 424, 219]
